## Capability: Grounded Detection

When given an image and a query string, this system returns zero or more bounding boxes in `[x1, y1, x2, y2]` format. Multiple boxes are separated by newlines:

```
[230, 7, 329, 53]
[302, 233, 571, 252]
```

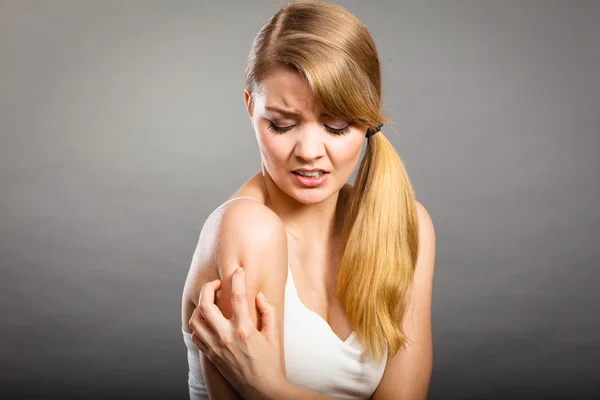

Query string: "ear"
[244, 89, 253, 119]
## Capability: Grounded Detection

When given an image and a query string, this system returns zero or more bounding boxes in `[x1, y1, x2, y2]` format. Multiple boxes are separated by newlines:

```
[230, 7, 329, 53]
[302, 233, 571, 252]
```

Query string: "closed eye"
[325, 124, 351, 135]
[267, 121, 295, 133]
[266, 121, 352, 136]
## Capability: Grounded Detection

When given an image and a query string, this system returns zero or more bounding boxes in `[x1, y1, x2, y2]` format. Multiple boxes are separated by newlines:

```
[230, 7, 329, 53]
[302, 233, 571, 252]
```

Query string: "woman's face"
[244, 66, 367, 204]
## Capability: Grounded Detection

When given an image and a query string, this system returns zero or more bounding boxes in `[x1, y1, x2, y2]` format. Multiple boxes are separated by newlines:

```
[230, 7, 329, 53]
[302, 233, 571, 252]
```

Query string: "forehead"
[256, 66, 318, 113]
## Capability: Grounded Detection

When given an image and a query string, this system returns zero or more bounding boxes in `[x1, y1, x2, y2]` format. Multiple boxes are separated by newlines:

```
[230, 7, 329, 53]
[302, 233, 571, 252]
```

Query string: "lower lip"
[293, 172, 329, 187]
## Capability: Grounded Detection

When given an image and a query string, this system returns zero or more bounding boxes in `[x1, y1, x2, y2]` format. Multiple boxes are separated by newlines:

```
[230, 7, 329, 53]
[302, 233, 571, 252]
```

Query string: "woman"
[182, 1, 436, 399]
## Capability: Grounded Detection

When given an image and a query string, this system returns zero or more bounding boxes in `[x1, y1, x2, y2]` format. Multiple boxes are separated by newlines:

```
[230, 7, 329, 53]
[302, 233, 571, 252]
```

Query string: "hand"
[189, 268, 285, 400]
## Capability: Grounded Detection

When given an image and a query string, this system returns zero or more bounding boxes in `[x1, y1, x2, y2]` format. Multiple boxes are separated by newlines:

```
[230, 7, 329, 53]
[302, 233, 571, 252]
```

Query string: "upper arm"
[372, 201, 436, 400]
[212, 200, 289, 357]
[182, 199, 289, 366]
[181, 200, 288, 398]
[182, 200, 288, 316]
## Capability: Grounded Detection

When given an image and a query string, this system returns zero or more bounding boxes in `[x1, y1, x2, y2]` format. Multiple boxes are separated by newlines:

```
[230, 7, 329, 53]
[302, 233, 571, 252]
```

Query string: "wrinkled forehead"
[253, 66, 322, 116]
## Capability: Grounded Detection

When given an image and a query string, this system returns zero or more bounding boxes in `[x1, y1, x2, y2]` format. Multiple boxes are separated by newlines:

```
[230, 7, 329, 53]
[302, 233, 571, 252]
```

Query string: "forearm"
[201, 355, 243, 400]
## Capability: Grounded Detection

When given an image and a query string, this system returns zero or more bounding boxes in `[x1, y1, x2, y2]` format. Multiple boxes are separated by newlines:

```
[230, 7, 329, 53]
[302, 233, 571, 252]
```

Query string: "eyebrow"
[265, 106, 329, 118]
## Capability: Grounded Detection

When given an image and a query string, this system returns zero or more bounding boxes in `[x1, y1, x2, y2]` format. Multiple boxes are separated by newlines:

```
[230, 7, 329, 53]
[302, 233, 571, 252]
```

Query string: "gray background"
[1, 0, 598, 399]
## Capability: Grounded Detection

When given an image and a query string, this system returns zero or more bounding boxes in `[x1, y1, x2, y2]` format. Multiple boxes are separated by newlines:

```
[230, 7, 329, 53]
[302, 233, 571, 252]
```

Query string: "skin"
[249, 64, 366, 260]
[184, 65, 436, 399]
[244, 65, 368, 344]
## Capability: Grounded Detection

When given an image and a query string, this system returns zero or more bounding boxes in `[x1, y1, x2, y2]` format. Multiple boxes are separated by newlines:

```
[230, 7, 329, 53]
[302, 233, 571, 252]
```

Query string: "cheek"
[256, 129, 288, 163]
[332, 138, 363, 165]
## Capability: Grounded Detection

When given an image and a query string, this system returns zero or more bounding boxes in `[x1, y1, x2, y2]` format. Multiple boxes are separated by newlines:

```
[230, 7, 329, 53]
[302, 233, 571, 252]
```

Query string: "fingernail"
[257, 291, 266, 301]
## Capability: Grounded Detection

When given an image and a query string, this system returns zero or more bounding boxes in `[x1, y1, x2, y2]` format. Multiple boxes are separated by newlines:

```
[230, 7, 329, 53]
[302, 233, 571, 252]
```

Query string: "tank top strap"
[227, 196, 262, 203]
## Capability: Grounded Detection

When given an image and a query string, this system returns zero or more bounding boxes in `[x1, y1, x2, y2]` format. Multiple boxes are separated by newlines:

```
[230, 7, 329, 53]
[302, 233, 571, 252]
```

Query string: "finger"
[198, 279, 222, 305]
[191, 331, 209, 354]
[189, 306, 213, 335]
[231, 267, 253, 328]
[190, 310, 224, 360]
[198, 280, 229, 335]
[256, 291, 278, 340]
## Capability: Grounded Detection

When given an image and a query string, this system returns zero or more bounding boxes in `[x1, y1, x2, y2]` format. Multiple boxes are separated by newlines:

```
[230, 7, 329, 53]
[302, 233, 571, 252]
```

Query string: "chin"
[295, 193, 326, 203]
[289, 186, 338, 204]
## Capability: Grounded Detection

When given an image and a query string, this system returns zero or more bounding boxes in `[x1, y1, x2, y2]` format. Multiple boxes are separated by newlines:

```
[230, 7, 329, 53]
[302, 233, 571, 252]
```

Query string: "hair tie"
[366, 123, 383, 138]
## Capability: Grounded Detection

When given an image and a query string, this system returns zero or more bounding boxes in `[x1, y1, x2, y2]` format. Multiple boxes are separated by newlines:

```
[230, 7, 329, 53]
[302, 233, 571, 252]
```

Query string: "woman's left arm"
[372, 202, 436, 400]
[191, 269, 339, 400]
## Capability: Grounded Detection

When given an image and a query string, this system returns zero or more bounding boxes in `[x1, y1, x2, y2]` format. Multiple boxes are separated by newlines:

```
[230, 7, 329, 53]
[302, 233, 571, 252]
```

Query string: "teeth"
[296, 171, 324, 177]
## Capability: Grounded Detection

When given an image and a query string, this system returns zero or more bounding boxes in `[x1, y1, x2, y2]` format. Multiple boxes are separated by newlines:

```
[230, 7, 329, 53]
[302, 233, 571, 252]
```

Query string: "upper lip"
[293, 168, 329, 173]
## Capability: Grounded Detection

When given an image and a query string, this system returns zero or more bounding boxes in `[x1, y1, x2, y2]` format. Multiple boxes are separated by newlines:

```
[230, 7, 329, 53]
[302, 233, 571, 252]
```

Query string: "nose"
[293, 124, 326, 162]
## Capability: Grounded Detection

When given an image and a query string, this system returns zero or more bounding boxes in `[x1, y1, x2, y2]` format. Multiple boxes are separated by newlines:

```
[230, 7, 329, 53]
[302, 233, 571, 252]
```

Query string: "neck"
[259, 168, 346, 252]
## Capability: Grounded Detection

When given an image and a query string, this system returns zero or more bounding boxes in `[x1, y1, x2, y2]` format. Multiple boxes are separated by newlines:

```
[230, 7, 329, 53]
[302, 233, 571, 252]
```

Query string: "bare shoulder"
[413, 200, 436, 291]
[415, 200, 435, 249]
[182, 198, 288, 329]
[218, 199, 287, 259]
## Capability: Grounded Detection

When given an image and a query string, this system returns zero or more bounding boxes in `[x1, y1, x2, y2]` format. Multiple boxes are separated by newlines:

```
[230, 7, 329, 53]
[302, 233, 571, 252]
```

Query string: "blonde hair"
[245, 0, 419, 362]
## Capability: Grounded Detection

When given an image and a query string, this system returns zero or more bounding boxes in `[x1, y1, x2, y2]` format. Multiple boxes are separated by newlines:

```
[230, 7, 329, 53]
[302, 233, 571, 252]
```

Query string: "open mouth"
[292, 171, 329, 187]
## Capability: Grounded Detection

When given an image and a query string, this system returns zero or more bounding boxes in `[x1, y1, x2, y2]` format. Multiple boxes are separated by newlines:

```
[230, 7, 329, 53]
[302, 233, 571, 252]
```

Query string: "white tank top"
[182, 197, 387, 399]
[284, 263, 387, 398]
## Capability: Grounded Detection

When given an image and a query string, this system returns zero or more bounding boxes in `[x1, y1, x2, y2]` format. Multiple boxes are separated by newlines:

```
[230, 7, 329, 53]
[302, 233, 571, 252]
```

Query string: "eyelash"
[267, 121, 352, 136]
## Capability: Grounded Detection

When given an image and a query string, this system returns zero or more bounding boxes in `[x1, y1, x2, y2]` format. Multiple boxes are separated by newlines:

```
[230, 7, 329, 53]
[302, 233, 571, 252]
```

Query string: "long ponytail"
[244, 0, 420, 362]
[338, 131, 419, 362]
